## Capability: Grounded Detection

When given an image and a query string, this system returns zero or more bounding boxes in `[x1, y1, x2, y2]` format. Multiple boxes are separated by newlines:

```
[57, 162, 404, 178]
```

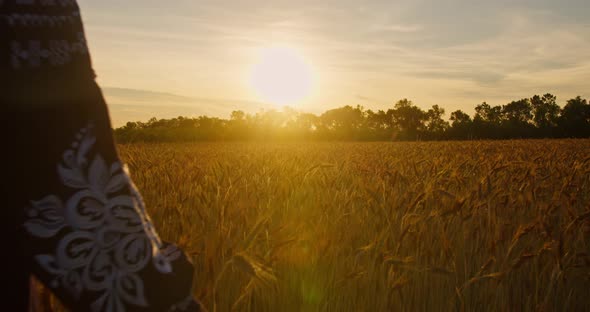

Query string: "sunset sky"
[77, 0, 590, 127]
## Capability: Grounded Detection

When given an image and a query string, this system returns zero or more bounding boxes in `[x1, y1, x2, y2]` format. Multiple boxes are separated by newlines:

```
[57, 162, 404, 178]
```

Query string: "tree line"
[114, 94, 590, 142]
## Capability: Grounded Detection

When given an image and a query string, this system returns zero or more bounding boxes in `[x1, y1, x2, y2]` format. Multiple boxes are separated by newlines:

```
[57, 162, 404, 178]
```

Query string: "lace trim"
[4, 12, 79, 27]
[24, 123, 176, 312]
[10, 32, 88, 68]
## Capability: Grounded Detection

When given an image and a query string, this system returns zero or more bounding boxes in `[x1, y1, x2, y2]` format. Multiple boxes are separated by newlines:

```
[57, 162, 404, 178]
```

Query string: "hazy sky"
[77, 0, 590, 126]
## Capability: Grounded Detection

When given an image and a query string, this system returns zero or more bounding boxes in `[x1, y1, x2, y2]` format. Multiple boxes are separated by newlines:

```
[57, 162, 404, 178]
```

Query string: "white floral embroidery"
[10, 32, 88, 68]
[24, 124, 175, 312]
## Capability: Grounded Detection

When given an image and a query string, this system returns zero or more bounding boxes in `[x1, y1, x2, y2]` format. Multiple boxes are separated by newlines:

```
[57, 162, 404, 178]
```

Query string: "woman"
[1, 1, 203, 311]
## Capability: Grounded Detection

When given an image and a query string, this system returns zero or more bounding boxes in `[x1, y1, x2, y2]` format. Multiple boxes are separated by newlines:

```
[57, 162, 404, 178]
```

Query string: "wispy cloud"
[78, 0, 590, 121]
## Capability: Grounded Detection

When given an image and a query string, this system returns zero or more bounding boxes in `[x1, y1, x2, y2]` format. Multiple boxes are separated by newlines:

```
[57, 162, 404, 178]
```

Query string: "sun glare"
[249, 45, 314, 106]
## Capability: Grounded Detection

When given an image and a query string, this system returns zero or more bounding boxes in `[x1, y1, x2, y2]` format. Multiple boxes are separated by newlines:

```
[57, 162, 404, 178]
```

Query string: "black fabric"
[1, 1, 202, 311]
[0, 0, 95, 109]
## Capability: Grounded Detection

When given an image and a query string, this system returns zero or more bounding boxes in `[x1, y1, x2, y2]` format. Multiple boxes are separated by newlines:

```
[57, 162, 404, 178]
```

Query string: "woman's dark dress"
[1, 1, 201, 311]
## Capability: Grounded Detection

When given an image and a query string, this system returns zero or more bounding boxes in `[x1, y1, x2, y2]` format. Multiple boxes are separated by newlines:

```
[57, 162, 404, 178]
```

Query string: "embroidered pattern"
[24, 124, 175, 312]
[5, 12, 79, 27]
[10, 32, 88, 68]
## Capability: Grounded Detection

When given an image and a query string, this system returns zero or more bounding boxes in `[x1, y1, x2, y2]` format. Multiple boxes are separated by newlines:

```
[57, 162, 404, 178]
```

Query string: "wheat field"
[115, 140, 590, 311]
[114, 140, 590, 311]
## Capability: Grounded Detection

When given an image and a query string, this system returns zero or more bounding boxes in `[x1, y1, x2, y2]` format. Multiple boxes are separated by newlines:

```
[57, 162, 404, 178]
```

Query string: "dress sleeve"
[1, 1, 203, 311]
[23, 116, 203, 312]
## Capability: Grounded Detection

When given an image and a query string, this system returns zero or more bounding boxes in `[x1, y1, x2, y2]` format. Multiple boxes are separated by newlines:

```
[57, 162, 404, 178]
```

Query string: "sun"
[249, 45, 314, 106]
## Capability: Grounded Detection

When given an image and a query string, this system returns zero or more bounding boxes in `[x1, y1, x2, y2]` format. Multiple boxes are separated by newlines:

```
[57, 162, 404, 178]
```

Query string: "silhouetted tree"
[113, 95, 590, 143]
[559, 96, 590, 138]
[475, 102, 503, 124]
[474, 102, 503, 138]
[531, 94, 560, 137]
[425, 105, 449, 140]
[449, 110, 473, 139]
[364, 109, 392, 140]
[320, 105, 365, 139]
[502, 98, 534, 138]
[503, 99, 532, 124]
[450, 110, 471, 125]
[292, 113, 320, 139]
[390, 99, 426, 140]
